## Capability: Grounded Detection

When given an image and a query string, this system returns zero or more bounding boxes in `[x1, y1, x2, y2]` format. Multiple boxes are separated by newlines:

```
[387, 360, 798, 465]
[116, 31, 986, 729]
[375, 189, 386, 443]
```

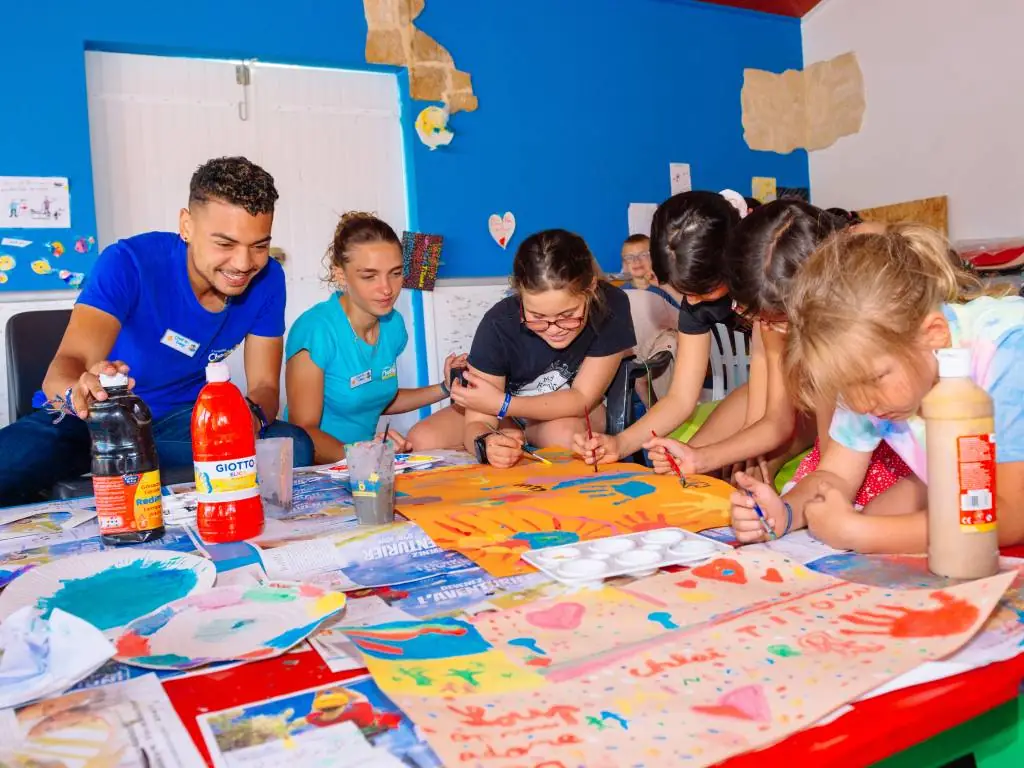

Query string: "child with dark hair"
[575, 191, 752, 466]
[407, 229, 635, 466]
[0, 156, 314, 505]
[285, 213, 465, 463]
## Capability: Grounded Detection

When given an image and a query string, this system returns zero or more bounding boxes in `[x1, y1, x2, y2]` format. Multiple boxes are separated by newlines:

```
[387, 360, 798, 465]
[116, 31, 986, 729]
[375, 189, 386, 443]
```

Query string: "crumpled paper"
[0, 606, 114, 709]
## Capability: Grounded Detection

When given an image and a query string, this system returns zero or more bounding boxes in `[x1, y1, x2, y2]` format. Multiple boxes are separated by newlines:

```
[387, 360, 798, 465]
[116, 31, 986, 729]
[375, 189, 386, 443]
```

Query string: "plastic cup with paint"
[668, 540, 719, 561]
[589, 537, 636, 555]
[613, 548, 661, 576]
[641, 529, 685, 547]
[558, 557, 608, 581]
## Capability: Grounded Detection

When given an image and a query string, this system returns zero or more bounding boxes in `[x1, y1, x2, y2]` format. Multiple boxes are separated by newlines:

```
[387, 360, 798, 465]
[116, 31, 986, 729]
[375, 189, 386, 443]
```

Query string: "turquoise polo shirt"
[285, 293, 408, 444]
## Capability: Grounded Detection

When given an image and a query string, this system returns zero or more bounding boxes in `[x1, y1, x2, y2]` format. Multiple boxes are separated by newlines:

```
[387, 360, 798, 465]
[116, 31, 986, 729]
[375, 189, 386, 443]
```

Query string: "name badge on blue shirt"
[160, 329, 200, 357]
[382, 363, 397, 380]
[350, 369, 372, 388]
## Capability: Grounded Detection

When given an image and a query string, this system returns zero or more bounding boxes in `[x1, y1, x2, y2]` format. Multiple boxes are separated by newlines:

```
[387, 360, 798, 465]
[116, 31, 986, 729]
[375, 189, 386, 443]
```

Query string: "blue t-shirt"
[76, 232, 286, 419]
[285, 293, 408, 444]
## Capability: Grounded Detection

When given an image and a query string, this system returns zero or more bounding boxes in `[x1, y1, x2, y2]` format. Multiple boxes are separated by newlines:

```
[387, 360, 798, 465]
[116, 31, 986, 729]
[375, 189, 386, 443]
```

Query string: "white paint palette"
[520, 528, 732, 586]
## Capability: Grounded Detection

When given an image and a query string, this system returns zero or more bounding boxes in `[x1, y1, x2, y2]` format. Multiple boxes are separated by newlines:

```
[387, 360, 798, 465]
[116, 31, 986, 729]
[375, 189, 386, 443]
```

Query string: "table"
[163, 547, 1024, 768]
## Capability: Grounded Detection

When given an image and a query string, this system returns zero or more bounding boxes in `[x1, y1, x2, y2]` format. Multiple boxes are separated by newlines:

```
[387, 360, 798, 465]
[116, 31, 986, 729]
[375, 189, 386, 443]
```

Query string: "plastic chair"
[708, 323, 750, 401]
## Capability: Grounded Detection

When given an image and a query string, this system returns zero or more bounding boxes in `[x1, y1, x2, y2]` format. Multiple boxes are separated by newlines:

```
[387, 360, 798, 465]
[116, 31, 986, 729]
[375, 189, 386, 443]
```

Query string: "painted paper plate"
[113, 581, 347, 670]
[0, 549, 215, 635]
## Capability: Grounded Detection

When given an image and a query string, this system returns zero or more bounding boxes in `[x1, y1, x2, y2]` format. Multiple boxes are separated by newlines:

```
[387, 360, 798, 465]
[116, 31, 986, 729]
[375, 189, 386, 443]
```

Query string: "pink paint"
[692, 684, 772, 722]
[188, 589, 245, 610]
[525, 602, 586, 631]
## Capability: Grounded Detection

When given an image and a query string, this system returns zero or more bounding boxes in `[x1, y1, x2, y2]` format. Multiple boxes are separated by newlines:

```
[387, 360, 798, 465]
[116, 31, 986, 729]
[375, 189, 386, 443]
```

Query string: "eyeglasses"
[520, 302, 587, 332]
[622, 252, 650, 263]
[732, 300, 789, 334]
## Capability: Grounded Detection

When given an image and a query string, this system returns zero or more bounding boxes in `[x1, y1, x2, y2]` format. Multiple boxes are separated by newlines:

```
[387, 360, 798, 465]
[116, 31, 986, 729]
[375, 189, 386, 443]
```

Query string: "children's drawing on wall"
[415, 106, 454, 151]
[0, 176, 71, 229]
[488, 212, 516, 250]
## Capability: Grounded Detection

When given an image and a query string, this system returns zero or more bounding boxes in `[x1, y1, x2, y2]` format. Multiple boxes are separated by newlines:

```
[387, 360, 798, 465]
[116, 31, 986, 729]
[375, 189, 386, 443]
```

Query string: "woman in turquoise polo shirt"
[285, 212, 463, 463]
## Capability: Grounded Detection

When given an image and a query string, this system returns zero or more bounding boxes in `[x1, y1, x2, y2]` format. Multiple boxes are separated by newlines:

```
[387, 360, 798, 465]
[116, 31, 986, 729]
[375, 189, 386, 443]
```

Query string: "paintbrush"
[485, 425, 552, 465]
[651, 430, 687, 487]
[747, 490, 777, 540]
[381, 422, 390, 444]
[584, 408, 598, 473]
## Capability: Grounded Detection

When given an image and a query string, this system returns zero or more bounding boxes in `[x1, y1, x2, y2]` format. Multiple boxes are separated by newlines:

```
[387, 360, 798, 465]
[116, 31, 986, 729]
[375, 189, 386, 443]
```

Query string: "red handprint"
[618, 511, 672, 532]
[838, 591, 979, 638]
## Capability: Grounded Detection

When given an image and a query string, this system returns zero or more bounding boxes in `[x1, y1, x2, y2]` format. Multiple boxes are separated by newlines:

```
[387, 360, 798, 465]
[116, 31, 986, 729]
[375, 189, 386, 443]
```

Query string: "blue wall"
[1, 0, 806, 286]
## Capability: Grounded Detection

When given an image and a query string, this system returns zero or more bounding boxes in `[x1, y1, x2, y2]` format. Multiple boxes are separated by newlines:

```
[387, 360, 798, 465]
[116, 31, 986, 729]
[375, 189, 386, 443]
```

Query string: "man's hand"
[72, 360, 133, 417]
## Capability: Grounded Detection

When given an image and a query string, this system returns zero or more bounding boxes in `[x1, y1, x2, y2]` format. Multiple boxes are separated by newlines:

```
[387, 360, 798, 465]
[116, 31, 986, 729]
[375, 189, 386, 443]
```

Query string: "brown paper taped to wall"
[859, 196, 949, 236]
[742, 52, 865, 154]
[363, 0, 478, 113]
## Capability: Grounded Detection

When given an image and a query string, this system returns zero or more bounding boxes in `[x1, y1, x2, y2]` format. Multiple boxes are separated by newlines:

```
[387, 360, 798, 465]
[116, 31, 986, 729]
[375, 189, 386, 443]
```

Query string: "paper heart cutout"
[691, 558, 747, 585]
[761, 568, 783, 583]
[692, 684, 772, 722]
[525, 601, 585, 631]
[488, 212, 516, 249]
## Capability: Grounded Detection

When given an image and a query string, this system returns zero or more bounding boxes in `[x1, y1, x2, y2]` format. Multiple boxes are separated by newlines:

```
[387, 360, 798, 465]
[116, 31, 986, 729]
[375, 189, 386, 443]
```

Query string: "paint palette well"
[113, 581, 347, 670]
[0, 549, 215, 635]
[520, 528, 732, 586]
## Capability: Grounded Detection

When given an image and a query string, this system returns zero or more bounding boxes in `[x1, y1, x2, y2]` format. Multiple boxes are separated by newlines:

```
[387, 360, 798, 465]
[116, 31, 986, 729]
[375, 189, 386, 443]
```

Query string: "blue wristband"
[497, 392, 512, 421]
[438, 380, 450, 398]
[782, 501, 794, 536]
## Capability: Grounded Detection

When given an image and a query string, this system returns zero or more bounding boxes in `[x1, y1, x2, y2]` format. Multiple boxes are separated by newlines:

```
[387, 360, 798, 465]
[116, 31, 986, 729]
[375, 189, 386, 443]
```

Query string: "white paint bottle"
[922, 348, 999, 579]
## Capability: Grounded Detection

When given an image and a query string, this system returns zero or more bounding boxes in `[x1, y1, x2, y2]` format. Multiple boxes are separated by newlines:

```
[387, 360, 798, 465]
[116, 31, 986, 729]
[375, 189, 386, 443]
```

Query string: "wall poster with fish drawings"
[395, 456, 733, 577]
[0, 230, 97, 291]
[348, 550, 1013, 768]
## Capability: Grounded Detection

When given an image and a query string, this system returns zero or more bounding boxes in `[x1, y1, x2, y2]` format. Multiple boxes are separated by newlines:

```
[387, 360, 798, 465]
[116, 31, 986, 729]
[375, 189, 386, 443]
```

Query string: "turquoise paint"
[195, 618, 257, 643]
[600, 710, 630, 730]
[511, 531, 580, 549]
[40, 561, 198, 631]
[508, 637, 547, 656]
[132, 653, 192, 668]
[647, 611, 680, 630]
[0, 0, 805, 291]
[131, 605, 175, 636]
[263, 618, 327, 650]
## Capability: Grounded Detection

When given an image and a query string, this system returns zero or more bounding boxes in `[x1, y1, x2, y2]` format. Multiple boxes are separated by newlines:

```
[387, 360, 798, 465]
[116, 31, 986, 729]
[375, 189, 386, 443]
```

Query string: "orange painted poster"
[394, 457, 732, 577]
[346, 551, 1013, 768]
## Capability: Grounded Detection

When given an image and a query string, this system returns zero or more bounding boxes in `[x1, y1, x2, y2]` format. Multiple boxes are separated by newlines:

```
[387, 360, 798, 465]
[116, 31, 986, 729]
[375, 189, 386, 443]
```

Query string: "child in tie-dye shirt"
[730, 224, 1024, 553]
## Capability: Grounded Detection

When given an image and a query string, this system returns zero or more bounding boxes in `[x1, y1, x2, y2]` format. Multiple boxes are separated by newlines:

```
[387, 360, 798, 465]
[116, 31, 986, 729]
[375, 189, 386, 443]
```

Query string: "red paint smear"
[115, 632, 150, 657]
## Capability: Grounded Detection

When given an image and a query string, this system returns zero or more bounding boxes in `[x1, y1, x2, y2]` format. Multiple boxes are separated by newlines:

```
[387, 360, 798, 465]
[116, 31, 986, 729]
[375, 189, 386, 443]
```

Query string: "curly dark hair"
[188, 156, 278, 216]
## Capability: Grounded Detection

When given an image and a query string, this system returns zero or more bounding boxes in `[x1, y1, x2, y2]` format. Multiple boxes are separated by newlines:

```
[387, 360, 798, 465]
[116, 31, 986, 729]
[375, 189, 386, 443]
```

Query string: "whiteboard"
[425, 278, 512, 395]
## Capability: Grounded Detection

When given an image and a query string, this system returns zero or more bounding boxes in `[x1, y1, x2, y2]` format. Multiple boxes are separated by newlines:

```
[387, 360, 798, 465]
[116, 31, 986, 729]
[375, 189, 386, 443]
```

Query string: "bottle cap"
[936, 348, 972, 378]
[98, 372, 128, 388]
[206, 362, 231, 383]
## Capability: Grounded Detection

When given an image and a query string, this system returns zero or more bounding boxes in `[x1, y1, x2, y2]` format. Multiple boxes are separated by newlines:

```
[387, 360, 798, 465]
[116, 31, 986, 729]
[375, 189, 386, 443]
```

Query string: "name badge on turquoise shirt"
[350, 369, 372, 388]
[382, 363, 397, 380]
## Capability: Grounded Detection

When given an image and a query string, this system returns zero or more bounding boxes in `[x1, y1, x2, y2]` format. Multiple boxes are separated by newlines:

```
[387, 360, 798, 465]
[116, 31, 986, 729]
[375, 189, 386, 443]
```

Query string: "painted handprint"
[798, 631, 884, 657]
[838, 590, 980, 638]
[618, 510, 673, 532]
[577, 479, 657, 506]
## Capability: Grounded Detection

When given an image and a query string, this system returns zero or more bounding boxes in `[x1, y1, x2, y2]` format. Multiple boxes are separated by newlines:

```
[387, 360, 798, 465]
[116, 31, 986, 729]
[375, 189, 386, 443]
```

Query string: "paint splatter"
[647, 611, 680, 630]
[766, 645, 801, 658]
[600, 710, 630, 730]
[39, 560, 199, 631]
[195, 618, 257, 643]
[692, 684, 772, 723]
[525, 602, 586, 631]
[692, 558, 748, 585]
[511, 531, 579, 549]
[508, 637, 547, 656]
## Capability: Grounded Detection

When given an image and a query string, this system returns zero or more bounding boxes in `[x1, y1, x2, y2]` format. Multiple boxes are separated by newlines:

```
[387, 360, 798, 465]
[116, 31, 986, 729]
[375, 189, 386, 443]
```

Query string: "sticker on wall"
[0, 237, 31, 248]
[0, 255, 15, 272]
[46, 241, 65, 258]
[31, 258, 53, 275]
[58, 270, 84, 289]
[74, 236, 96, 254]
[488, 212, 516, 250]
[669, 163, 692, 195]
[752, 177, 777, 203]
[415, 106, 454, 151]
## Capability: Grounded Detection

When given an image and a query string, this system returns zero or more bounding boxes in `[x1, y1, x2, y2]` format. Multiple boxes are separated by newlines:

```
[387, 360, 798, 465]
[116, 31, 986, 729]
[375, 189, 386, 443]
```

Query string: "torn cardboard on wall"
[363, 0, 478, 113]
[742, 52, 865, 154]
[859, 195, 949, 236]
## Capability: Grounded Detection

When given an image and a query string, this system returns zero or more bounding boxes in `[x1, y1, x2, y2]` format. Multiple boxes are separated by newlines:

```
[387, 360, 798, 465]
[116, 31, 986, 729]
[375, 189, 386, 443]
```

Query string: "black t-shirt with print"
[677, 294, 735, 335]
[469, 282, 636, 396]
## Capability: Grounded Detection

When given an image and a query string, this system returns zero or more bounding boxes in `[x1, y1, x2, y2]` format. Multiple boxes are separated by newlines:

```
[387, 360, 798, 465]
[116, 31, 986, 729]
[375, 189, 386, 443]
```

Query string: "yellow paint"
[366, 649, 546, 698]
[309, 592, 347, 617]
[678, 590, 714, 603]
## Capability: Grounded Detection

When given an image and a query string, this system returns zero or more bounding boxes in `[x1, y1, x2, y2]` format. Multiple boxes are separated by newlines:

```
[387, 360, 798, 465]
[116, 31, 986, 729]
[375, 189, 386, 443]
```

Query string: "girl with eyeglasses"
[406, 229, 635, 466]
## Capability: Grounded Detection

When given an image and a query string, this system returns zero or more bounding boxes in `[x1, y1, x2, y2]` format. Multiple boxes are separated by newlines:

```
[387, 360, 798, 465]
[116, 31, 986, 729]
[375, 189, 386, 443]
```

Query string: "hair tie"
[719, 189, 749, 219]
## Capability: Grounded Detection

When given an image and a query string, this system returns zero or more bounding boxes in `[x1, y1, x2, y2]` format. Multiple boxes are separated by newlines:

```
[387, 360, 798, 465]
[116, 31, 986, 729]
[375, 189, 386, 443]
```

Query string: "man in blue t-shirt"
[0, 157, 313, 506]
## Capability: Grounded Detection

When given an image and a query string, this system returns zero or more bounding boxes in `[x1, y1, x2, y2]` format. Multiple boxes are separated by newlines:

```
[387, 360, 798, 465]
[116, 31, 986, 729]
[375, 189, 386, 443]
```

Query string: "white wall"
[803, 0, 1024, 242]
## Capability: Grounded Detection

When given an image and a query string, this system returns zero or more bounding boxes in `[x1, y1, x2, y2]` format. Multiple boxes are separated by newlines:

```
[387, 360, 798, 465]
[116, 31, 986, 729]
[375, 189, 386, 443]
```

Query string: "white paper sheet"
[627, 202, 658, 237]
[670, 162, 692, 195]
[0, 607, 114, 709]
[0, 176, 71, 229]
[747, 529, 848, 564]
